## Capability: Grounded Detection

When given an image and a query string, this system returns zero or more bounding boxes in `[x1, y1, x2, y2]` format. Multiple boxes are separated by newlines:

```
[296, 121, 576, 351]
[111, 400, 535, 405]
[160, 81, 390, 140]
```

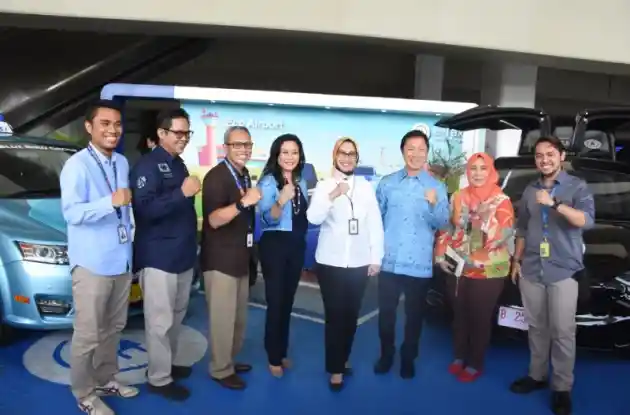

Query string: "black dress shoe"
[344, 367, 354, 376]
[373, 357, 393, 374]
[509, 376, 548, 394]
[551, 391, 572, 415]
[212, 373, 246, 390]
[400, 361, 415, 379]
[147, 382, 190, 401]
[235, 363, 252, 373]
[172, 365, 192, 379]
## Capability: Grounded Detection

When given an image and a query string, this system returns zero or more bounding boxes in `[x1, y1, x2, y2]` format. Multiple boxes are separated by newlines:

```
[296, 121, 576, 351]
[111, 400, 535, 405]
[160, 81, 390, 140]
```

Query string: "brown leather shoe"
[212, 374, 246, 390]
[235, 363, 252, 373]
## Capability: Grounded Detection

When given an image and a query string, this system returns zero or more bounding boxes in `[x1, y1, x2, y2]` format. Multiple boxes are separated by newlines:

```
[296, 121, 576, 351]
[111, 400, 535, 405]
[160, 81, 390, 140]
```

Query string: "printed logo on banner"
[23, 325, 207, 385]
[412, 123, 431, 138]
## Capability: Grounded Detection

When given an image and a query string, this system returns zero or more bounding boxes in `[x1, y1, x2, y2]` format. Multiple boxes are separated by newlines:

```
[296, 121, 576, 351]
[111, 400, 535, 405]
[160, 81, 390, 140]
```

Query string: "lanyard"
[341, 176, 356, 219]
[87, 145, 121, 220]
[224, 160, 253, 231]
[224, 160, 250, 193]
[540, 184, 558, 240]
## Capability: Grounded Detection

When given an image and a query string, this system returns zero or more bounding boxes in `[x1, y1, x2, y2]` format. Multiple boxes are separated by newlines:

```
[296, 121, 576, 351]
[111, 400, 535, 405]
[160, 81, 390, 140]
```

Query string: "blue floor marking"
[1, 292, 629, 414]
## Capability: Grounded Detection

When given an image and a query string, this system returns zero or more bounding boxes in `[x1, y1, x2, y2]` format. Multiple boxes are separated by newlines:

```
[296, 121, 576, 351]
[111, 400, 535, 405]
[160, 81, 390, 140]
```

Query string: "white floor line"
[256, 272, 321, 291]
[248, 302, 325, 325]
[298, 281, 320, 290]
[357, 309, 379, 326]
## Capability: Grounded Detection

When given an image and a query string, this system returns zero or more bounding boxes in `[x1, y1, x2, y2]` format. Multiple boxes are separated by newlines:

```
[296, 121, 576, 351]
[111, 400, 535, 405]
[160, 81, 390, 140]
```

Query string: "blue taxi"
[0, 116, 143, 343]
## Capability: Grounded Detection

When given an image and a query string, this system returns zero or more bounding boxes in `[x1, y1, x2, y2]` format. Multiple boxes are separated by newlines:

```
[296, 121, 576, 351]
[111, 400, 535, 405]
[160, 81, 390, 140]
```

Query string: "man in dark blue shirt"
[130, 108, 200, 401]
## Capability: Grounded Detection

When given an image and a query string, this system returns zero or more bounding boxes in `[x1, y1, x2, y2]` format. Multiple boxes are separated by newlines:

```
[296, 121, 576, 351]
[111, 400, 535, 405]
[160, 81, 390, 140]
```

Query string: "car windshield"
[0, 143, 75, 198]
[499, 163, 630, 221]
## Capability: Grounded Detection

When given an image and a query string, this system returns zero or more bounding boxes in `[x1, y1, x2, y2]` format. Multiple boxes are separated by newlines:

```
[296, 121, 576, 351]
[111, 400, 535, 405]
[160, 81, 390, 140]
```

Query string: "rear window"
[519, 128, 611, 158]
[499, 164, 630, 221]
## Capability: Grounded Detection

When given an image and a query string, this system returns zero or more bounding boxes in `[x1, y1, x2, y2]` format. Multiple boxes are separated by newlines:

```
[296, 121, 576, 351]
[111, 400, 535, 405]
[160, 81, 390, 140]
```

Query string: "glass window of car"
[0, 143, 75, 198]
[498, 163, 630, 221]
[519, 126, 574, 154]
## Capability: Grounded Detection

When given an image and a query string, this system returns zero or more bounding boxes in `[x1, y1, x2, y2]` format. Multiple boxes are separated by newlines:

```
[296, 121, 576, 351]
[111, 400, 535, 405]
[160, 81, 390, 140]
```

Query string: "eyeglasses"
[163, 129, 194, 140]
[226, 141, 254, 150]
[337, 151, 357, 159]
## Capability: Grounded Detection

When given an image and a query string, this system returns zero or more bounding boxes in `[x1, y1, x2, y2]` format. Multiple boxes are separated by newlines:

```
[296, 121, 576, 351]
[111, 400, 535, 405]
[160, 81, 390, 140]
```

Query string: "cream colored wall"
[1, 0, 629, 65]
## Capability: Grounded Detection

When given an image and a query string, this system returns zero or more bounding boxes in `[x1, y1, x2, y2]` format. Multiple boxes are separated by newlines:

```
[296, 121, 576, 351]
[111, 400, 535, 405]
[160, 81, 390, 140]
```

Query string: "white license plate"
[497, 306, 528, 331]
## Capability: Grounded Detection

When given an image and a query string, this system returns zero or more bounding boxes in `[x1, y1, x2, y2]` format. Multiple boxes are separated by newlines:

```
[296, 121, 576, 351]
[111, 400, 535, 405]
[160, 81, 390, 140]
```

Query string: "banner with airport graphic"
[179, 100, 465, 188]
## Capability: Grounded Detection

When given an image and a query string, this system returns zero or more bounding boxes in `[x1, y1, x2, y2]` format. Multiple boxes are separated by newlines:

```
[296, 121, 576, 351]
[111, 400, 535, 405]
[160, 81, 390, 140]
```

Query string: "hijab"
[463, 152, 502, 209]
[331, 137, 359, 177]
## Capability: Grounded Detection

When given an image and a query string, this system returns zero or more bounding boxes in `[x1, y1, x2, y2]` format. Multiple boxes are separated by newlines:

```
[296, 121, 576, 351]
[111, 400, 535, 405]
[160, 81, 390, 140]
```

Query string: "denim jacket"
[257, 173, 309, 232]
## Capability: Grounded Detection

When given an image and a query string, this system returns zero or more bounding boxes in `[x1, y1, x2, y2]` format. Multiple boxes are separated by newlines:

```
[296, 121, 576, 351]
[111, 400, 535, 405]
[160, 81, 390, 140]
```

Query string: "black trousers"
[259, 231, 305, 366]
[377, 272, 432, 363]
[316, 263, 369, 374]
[446, 275, 505, 370]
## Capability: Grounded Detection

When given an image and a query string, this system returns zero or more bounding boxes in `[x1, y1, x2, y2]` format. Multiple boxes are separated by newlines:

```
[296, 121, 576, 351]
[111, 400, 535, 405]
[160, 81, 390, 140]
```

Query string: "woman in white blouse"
[306, 137, 384, 392]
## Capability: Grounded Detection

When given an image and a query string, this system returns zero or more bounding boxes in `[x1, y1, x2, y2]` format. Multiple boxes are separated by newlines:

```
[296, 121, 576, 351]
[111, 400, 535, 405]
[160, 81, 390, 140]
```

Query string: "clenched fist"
[425, 188, 437, 206]
[181, 176, 201, 197]
[112, 188, 131, 207]
[278, 182, 295, 205]
[329, 181, 350, 201]
[535, 189, 554, 207]
[241, 187, 262, 207]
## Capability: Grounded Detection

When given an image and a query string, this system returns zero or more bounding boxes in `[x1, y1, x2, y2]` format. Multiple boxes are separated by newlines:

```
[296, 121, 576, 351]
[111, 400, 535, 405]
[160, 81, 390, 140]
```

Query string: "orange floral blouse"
[435, 189, 515, 279]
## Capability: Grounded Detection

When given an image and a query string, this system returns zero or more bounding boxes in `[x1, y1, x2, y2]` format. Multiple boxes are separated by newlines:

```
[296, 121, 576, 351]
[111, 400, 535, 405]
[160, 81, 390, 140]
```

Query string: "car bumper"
[0, 261, 143, 331]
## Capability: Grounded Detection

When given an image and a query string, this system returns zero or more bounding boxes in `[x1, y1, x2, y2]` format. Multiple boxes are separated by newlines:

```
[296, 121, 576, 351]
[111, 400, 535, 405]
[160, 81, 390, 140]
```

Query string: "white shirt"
[307, 174, 384, 268]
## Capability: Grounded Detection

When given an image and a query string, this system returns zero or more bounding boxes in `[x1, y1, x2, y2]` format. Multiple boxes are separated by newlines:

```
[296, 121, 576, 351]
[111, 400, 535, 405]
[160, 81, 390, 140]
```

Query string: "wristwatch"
[551, 198, 562, 210]
[236, 200, 247, 212]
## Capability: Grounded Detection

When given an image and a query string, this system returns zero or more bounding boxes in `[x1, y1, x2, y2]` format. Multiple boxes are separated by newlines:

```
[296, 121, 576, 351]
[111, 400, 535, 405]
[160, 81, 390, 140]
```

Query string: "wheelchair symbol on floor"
[23, 325, 208, 385]
[53, 338, 149, 372]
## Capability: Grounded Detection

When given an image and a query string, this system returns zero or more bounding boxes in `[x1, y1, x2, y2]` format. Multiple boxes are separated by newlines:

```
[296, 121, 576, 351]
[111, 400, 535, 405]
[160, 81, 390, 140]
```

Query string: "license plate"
[129, 283, 143, 303]
[497, 306, 528, 331]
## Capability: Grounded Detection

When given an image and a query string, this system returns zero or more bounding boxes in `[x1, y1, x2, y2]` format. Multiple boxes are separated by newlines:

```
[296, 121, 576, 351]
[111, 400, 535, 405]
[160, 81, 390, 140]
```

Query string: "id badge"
[348, 218, 359, 235]
[469, 228, 483, 252]
[117, 224, 129, 244]
[540, 241, 550, 258]
[246, 232, 253, 248]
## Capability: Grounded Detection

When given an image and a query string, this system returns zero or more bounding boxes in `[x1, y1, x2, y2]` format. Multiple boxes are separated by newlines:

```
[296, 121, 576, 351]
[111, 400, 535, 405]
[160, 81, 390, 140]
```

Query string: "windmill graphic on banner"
[199, 108, 219, 167]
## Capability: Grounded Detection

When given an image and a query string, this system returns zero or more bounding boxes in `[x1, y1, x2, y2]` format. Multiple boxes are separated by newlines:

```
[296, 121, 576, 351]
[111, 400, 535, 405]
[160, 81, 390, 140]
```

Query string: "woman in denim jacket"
[257, 133, 309, 377]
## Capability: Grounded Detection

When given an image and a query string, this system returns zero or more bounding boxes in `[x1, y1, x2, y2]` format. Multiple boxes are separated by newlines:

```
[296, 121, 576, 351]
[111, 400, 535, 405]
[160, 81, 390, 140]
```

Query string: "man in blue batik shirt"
[60, 100, 138, 415]
[374, 130, 449, 379]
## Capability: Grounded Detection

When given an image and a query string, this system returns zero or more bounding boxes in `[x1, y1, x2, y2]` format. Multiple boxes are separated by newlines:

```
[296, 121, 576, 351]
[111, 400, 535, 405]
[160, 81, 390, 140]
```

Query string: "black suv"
[431, 105, 630, 353]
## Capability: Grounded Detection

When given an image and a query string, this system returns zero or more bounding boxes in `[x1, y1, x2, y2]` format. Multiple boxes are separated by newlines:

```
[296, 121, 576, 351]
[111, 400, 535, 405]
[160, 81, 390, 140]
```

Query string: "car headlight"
[15, 242, 69, 265]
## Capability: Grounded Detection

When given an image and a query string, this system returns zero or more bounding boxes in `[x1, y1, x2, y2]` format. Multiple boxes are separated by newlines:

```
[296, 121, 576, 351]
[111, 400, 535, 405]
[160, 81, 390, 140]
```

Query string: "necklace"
[291, 186, 301, 215]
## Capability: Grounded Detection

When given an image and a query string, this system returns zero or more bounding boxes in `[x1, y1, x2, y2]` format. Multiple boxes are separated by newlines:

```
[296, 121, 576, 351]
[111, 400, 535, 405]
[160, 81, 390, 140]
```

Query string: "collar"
[224, 159, 248, 178]
[398, 168, 427, 181]
[88, 143, 115, 165]
[537, 170, 568, 188]
[154, 145, 177, 161]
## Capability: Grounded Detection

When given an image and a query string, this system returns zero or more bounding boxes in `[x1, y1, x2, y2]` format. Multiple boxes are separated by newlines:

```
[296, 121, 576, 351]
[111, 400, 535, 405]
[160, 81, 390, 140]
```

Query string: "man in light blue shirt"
[60, 100, 138, 415]
[374, 130, 449, 379]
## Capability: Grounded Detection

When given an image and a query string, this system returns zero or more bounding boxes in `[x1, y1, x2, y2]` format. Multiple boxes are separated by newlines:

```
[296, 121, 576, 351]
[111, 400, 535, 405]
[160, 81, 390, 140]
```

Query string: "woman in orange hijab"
[434, 152, 515, 382]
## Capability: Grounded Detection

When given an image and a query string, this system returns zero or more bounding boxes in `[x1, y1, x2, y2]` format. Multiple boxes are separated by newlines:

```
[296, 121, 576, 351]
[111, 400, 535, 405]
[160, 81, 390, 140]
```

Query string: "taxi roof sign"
[0, 114, 14, 136]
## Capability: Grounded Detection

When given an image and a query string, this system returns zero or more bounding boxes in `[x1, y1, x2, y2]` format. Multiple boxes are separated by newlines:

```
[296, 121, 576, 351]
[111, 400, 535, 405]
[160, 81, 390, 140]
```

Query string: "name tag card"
[540, 241, 550, 258]
[118, 225, 129, 244]
[247, 232, 253, 248]
[348, 219, 359, 235]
